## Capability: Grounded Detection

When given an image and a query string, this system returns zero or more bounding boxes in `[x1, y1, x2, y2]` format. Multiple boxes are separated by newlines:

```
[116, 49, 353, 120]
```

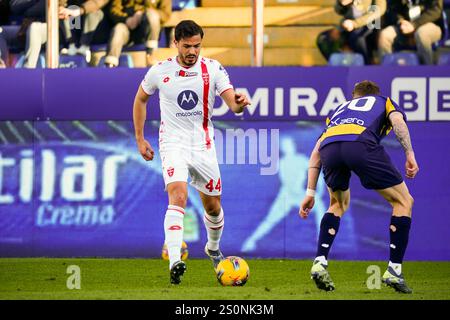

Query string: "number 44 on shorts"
[205, 178, 221, 193]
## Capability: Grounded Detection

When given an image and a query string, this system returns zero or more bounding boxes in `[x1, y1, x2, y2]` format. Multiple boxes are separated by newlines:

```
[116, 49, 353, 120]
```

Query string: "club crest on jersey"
[176, 70, 198, 77]
[177, 90, 199, 110]
[167, 167, 174, 177]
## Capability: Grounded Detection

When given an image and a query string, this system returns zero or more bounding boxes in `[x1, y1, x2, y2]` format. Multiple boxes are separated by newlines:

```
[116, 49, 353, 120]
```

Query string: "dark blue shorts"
[319, 141, 403, 191]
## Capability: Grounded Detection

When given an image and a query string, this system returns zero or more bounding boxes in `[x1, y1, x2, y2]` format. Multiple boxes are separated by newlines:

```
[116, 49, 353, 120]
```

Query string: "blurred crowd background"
[0, 0, 449, 68]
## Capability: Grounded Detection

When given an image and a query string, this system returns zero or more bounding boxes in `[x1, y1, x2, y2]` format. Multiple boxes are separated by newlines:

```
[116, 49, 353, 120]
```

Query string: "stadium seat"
[15, 53, 45, 68]
[328, 53, 365, 66]
[98, 54, 134, 68]
[381, 52, 420, 66]
[0, 36, 7, 60]
[437, 52, 450, 65]
[90, 32, 170, 67]
[440, 11, 449, 45]
[59, 55, 89, 68]
[91, 43, 151, 53]
[90, 30, 169, 53]
[0, 25, 22, 54]
[90, 44, 108, 53]
[7, 14, 23, 26]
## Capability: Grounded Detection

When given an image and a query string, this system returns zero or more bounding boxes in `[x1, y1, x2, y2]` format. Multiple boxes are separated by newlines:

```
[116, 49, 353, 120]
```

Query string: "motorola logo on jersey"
[177, 90, 199, 110]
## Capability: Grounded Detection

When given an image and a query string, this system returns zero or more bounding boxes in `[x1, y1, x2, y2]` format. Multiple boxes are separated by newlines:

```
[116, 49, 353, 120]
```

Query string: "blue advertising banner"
[0, 120, 448, 260]
[0, 67, 449, 260]
[1, 67, 450, 121]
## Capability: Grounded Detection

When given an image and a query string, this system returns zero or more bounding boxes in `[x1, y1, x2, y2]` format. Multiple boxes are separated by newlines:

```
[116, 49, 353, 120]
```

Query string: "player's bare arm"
[299, 139, 322, 219]
[133, 85, 155, 161]
[389, 112, 419, 179]
[220, 89, 251, 114]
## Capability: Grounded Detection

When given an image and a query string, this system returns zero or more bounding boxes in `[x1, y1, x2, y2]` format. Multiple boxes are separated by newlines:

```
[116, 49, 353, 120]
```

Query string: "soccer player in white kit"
[132, 20, 250, 284]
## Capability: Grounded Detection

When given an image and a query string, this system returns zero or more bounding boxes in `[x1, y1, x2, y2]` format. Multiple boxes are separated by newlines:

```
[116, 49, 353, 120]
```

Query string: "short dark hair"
[174, 20, 204, 41]
[352, 80, 381, 97]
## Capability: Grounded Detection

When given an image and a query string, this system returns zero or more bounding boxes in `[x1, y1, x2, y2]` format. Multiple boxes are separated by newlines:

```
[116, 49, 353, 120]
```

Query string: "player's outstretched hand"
[405, 152, 419, 179]
[299, 196, 315, 219]
[137, 139, 154, 161]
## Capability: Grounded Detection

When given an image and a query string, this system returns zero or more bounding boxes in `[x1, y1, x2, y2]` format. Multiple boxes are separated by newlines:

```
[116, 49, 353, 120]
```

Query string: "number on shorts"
[215, 178, 221, 192]
[205, 179, 221, 193]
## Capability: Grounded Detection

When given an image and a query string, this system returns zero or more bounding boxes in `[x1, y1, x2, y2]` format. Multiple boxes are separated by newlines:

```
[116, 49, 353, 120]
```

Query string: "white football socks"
[164, 205, 185, 269]
[314, 255, 328, 266]
[203, 208, 224, 251]
[388, 261, 402, 275]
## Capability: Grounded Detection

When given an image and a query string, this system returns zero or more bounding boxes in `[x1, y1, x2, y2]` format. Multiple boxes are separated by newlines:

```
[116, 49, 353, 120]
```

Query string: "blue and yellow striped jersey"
[319, 95, 406, 148]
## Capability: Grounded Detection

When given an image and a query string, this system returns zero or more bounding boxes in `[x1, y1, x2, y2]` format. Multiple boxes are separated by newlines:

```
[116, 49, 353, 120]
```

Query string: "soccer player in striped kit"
[133, 20, 250, 284]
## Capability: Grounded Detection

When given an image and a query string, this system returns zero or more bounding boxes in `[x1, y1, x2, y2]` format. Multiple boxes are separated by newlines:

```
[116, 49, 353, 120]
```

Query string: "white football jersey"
[141, 56, 233, 151]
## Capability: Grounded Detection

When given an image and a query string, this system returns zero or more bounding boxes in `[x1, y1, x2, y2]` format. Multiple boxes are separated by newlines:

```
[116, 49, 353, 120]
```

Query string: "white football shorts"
[160, 146, 222, 196]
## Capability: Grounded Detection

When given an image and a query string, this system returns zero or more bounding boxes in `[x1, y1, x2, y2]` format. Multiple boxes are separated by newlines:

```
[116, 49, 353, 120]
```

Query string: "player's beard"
[182, 53, 198, 66]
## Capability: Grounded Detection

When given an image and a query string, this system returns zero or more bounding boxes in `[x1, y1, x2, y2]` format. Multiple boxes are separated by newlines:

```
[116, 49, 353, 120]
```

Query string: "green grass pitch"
[0, 258, 449, 300]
